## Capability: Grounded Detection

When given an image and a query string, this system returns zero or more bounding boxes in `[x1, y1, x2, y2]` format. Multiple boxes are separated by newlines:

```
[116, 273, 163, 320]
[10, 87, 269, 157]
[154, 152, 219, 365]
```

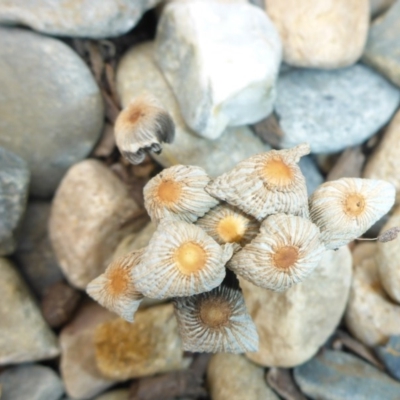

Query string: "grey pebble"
[0, 27, 104, 198]
[375, 336, 400, 381]
[294, 349, 400, 400]
[364, 1, 400, 87]
[0, 364, 64, 400]
[0, 146, 29, 256]
[14, 201, 64, 298]
[274, 64, 400, 153]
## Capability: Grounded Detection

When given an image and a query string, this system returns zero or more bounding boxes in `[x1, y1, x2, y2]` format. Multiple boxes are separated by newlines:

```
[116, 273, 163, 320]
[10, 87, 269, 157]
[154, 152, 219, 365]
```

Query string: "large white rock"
[154, 2, 281, 139]
[241, 246, 352, 367]
[116, 41, 270, 175]
[346, 243, 400, 346]
[0, 0, 161, 38]
[265, 0, 369, 68]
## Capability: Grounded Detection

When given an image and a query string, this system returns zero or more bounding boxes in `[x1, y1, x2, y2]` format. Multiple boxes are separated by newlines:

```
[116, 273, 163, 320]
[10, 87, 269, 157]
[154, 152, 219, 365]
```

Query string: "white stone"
[154, 2, 281, 139]
[345, 243, 400, 346]
[0, 0, 162, 38]
[265, 0, 369, 68]
[207, 353, 279, 400]
[377, 206, 400, 303]
[241, 246, 352, 367]
[116, 41, 270, 175]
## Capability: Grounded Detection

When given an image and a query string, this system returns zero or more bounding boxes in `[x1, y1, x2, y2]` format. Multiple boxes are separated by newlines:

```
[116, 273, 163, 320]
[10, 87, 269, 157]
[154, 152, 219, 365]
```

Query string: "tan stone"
[364, 110, 400, 205]
[94, 389, 129, 400]
[49, 159, 146, 289]
[0, 258, 59, 365]
[60, 300, 117, 399]
[241, 246, 352, 367]
[207, 353, 279, 400]
[377, 205, 400, 303]
[265, 0, 369, 68]
[94, 303, 190, 380]
[346, 243, 400, 346]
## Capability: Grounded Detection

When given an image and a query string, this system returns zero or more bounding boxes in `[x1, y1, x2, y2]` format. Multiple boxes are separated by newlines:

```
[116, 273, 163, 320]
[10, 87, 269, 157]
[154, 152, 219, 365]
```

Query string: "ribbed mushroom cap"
[196, 203, 260, 248]
[143, 165, 219, 224]
[205, 144, 310, 220]
[114, 93, 175, 164]
[309, 178, 396, 250]
[228, 214, 324, 292]
[86, 250, 144, 322]
[131, 221, 234, 299]
[173, 271, 258, 353]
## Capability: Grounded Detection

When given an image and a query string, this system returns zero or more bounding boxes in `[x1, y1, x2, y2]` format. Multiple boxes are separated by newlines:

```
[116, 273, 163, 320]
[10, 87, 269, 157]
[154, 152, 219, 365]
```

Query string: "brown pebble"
[129, 370, 207, 400]
[41, 281, 82, 328]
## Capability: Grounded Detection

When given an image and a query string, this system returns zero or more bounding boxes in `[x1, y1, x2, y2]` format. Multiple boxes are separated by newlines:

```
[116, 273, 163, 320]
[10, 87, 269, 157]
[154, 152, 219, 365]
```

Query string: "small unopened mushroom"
[131, 221, 234, 299]
[205, 144, 310, 220]
[86, 250, 144, 322]
[173, 271, 258, 353]
[309, 178, 396, 250]
[143, 165, 219, 224]
[196, 203, 260, 248]
[114, 93, 175, 164]
[228, 214, 324, 292]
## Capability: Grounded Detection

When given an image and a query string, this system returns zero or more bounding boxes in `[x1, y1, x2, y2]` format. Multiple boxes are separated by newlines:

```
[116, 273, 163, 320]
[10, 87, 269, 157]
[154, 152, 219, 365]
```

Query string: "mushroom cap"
[86, 250, 144, 322]
[205, 144, 310, 220]
[309, 178, 396, 250]
[196, 203, 260, 247]
[114, 93, 175, 164]
[143, 164, 219, 224]
[131, 221, 234, 299]
[228, 214, 324, 292]
[173, 272, 258, 353]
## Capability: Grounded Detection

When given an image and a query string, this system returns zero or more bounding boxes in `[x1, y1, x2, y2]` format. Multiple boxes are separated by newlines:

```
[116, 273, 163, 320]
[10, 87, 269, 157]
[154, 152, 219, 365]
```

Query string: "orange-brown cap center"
[217, 216, 245, 243]
[157, 179, 182, 204]
[107, 267, 130, 295]
[127, 108, 145, 124]
[273, 245, 299, 270]
[344, 193, 365, 217]
[199, 298, 231, 328]
[175, 242, 207, 275]
[263, 158, 294, 187]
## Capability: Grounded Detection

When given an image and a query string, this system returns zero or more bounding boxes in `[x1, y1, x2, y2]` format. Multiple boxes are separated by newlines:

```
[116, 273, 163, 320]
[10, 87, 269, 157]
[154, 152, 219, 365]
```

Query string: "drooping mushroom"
[196, 203, 260, 248]
[131, 221, 234, 299]
[205, 144, 310, 220]
[228, 214, 325, 292]
[173, 271, 258, 353]
[86, 250, 145, 322]
[114, 93, 175, 164]
[143, 164, 219, 224]
[309, 178, 396, 250]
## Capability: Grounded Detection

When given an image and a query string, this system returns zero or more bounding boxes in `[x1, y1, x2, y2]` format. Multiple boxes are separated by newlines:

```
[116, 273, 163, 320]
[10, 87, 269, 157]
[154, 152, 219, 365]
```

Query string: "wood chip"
[327, 146, 365, 181]
[129, 370, 207, 400]
[266, 368, 307, 400]
[252, 112, 285, 147]
[103, 90, 121, 125]
[91, 123, 116, 158]
[86, 41, 104, 85]
[333, 330, 384, 370]
[105, 62, 120, 107]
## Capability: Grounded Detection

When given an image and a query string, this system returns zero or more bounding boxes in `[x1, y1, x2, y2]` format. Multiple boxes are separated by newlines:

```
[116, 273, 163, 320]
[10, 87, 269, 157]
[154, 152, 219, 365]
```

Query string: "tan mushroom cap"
[173, 272, 259, 353]
[228, 214, 324, 292]
[196, 203, 260, 247]
[114, 93, 175, 164]
[86, 250, 145, 322]
[205, 144, 310, 220]
[131, 221, 234, 299]
[309, 178, 396, 250]
[144, 164, 219, 224]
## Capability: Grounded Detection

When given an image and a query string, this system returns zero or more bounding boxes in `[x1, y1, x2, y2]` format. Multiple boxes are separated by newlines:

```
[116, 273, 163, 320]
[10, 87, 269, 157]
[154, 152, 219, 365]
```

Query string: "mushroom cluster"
[87, 104, 396, 353]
